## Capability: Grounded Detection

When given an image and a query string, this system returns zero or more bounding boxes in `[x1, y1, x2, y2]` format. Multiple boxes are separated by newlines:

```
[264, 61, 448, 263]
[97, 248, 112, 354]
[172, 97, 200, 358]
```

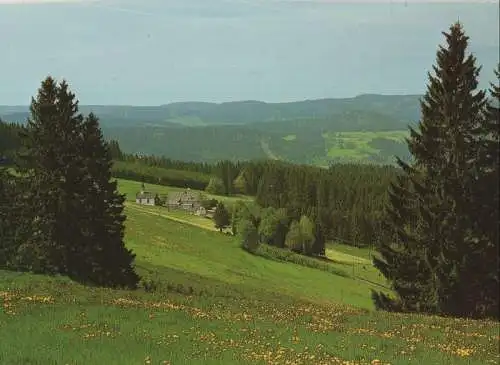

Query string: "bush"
[238, 218, 259, 253]
[254, 244, 348, 277]
[205, 177, 225, 195]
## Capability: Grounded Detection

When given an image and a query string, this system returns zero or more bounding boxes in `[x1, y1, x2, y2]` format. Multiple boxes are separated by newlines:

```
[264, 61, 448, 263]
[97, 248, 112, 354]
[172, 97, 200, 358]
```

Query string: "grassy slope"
[125, 208, 378, 308]
[0, 179, 498, 364]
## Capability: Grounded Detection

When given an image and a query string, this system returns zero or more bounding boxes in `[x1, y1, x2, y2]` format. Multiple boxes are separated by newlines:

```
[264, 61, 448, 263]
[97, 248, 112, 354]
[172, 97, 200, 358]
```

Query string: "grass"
[282, 134, 297, 141]
[1, 178, 499, 364]
[328, 243, 379, 263]
[124, 207, 378, 308]
[322, 130, 409, 163]
[126, 203, 220, 232]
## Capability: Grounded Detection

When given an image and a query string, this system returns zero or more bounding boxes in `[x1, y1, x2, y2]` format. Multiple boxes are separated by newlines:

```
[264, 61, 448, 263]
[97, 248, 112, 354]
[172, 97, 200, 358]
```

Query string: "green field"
[282, 134, 297, 141]
[322, 130, 409, 164]
[1, 179, 498, 365]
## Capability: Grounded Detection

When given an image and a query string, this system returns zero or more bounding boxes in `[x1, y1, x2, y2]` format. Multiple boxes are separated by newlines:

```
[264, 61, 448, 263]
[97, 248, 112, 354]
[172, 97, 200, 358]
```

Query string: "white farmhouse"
[135, 183, 156, 206]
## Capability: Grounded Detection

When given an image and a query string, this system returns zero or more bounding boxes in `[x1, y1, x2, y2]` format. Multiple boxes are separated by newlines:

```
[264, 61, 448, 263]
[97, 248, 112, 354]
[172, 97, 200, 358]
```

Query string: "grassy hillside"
[1, 199, 498, 364]
[321, 130, 411, 165]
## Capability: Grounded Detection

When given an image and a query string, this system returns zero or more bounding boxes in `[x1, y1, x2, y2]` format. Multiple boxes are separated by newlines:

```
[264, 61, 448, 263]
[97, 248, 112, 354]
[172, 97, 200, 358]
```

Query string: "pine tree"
[15, 77, 84, 273]
[0, 168, 17, 267]
[258, 207, 289, 248]
[14, 77, 139, 288]
[373, 23, 490, 317]
[107, 139, 124, 160]
[213, 202, 230, 232]
[239, 217, 259, 253]
[463, 65, 500, 318]
[72, 113, 139, 288]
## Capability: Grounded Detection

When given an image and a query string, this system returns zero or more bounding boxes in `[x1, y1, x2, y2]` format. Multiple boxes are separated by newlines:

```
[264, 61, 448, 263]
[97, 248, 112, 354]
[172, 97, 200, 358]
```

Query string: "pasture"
[0, 179, 498, 364]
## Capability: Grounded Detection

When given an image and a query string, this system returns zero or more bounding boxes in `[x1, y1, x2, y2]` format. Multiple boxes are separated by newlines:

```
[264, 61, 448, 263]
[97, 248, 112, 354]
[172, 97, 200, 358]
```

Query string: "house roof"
[136, 191, 155, 199]
[168, 191, 200, 203]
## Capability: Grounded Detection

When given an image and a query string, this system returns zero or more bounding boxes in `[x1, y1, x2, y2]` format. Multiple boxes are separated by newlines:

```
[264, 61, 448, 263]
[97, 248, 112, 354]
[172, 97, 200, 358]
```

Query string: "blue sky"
[0, 0, 498, 105]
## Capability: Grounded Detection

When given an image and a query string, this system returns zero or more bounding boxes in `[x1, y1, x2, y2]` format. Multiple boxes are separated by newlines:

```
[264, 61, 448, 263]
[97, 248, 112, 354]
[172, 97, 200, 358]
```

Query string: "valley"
[1, 95, 417, 166]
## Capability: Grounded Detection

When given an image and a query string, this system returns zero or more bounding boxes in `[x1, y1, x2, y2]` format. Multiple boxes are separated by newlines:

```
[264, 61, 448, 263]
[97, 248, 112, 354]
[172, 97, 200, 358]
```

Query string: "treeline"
[119, 153, 214, 174]
[234, 161, 398, 247]
[0, 119, 22, 162]
[111, 160, 211, 191]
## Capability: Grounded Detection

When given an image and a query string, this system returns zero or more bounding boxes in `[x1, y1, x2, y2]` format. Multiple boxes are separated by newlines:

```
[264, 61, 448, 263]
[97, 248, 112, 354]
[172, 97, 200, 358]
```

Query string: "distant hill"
[0, 94, 422, 127]
[0, 94, 421, 165]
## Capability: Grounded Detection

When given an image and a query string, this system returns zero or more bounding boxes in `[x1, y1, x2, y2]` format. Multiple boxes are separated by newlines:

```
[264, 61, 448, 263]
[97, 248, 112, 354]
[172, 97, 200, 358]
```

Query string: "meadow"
[322, 131, 409, 164]
[0, 178, 499, 365]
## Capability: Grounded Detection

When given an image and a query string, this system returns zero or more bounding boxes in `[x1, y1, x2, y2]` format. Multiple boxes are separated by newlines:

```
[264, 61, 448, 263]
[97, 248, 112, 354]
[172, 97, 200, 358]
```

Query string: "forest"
[1, 96, 419, 166]
[0, 116, 403, 249]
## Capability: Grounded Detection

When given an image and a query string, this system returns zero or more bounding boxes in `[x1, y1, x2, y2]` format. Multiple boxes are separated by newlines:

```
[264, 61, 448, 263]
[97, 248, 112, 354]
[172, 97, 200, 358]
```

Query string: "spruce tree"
[258, 207, 288, 248]
[15, 77, 83, 273]
[239, 217, 259, 253]
[73, 113, 139, 288]
[373, 23, 491, 317]
[463, 65, 500, 318]
[0, 168, 17, 267]
[213, 202, 230, 232]
[15, 77, 139, 288]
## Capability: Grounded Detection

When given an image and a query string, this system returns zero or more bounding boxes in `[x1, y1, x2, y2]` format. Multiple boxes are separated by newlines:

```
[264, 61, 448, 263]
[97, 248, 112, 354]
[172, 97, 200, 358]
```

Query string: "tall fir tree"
[373, 23, 494, 318]
[213, 202, 231, 232]
[463, 65, 500, 318]
[0, 168, 20, 267]
[74, 113, 139, 288]
[14, 77, 139, 288]
[15, 77, 83, 273]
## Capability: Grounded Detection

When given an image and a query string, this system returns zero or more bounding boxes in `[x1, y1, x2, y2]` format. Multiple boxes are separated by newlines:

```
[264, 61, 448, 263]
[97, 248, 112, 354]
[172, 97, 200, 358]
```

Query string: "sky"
[0, 0, 498, 105]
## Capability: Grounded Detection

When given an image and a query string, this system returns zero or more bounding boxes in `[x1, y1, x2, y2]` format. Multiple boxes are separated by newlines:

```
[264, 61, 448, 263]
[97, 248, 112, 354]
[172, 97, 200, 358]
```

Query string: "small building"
[167, 189, 201, 212]
[136, 183, 156, 206]
[195, 206, 207, 216]
[194, 206, 216, 218]
[206, 208, 216, 218]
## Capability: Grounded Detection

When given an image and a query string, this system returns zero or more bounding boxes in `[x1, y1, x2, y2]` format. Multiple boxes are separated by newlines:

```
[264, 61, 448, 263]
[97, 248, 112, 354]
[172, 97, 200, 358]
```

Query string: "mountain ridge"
[0, 94, 423, 127]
